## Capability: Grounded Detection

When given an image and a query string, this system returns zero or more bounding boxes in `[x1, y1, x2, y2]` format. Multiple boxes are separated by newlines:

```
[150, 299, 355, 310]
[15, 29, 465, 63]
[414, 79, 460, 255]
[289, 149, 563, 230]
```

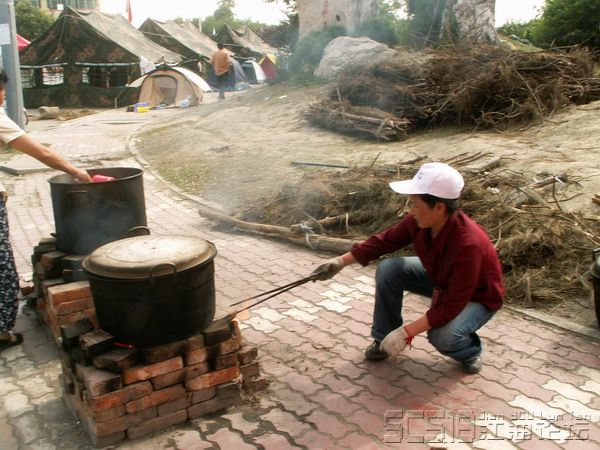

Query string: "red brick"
[93, 405, 125, 423]
[241, 361, 260, 380]
[216, 335, 241, 356]
[237, 345, 258, 365]
[243, 377, 269, 392]
[53, 297, 94, 316]
[56, 308, 96, 327]
[185, 365, 240, 391]
[202, 320, 233, 346]
[215, 353, 238, 370]
[86, 381, 153, 412]
[157, 397, 190, 417]
[94, 406, 157, 435]
[191, 387, 216, 404]
[126, 385, 186, 414]
[127, 409, 187, 440]
[216, 380, 241, 399]
[122, 356, 184, 385]
[142, 333, 205, 364]
[47, 281, 91, 307]
[62, 390, 126, 447]
[93, 348, 139, 373]
[42, 279, 68, 300]
[75, 364, 122, 398]
[184, 347, 208, 365]
[187, 395, 238, 419]
[79, 329, 115, 358]
[151, 362, 210, 390]
[40, 250, 67, 269]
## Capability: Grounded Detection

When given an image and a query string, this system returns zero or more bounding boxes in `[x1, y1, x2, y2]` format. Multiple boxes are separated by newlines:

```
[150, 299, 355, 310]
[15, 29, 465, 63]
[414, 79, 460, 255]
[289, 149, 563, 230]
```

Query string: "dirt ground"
[135, 82, 600, 328]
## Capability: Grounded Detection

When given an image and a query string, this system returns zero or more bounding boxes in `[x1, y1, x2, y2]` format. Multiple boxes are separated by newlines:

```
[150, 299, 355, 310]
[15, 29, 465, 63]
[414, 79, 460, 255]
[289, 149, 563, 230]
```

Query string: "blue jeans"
[372, 257, 496, 362]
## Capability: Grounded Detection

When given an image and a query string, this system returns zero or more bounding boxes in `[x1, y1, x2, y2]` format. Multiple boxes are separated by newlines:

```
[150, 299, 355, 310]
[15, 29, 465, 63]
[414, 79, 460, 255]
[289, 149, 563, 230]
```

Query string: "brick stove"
[31, 236, 268, 447]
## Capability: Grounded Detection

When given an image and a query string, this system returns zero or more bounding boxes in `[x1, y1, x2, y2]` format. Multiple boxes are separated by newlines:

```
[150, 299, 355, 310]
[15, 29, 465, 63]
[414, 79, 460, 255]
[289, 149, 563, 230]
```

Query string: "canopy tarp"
[139, 19, 219, 62]
[20, 7, 182, 66]
[215, 24, 277, 58]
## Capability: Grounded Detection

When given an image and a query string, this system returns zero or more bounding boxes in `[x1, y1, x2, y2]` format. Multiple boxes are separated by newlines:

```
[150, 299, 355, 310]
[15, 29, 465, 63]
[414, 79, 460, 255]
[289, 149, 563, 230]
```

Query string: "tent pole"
[0, 0, 25, 128]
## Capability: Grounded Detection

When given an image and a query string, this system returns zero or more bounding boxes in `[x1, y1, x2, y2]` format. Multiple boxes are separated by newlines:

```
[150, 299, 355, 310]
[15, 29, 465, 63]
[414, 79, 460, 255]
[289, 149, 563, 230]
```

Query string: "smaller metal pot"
[83, 235, 217, 347]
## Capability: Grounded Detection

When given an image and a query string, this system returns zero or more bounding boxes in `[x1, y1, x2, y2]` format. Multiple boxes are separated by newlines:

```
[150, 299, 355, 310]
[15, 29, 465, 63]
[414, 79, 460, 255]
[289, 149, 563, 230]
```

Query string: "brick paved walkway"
[0, 106, 599, 449]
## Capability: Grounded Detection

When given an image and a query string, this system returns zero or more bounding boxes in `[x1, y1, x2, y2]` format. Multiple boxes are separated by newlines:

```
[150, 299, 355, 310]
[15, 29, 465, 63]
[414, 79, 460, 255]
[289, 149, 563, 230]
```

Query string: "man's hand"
[380, 326, 413, 357]
[310, 256, 344, 281]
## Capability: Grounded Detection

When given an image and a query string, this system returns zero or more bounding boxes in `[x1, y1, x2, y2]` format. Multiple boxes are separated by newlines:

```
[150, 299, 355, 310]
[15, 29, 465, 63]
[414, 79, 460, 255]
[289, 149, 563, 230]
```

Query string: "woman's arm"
[10, 135, 91, 182]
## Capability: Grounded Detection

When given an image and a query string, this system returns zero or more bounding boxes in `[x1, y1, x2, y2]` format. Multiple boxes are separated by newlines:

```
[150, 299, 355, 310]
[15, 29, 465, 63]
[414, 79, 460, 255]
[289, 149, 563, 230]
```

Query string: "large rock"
[314, 36, 396, 79]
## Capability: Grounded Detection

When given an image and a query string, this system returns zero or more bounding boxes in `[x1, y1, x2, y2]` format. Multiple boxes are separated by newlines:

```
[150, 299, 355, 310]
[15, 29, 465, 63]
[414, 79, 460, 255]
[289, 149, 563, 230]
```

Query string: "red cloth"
[92, 174, 115, 183]
[17, 34, 29, 51]
[351, 210, 504, 328]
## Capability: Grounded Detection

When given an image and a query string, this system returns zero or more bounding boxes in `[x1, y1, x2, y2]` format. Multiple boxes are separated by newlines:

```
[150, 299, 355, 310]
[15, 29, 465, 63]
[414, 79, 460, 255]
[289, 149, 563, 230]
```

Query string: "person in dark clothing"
[311, 163, 504, 374]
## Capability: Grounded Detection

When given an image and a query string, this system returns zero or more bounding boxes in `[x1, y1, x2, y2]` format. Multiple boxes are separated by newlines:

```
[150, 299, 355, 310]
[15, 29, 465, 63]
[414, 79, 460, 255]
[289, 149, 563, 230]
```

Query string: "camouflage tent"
[139, 19, 219, 73]
[215, 24, 278, 58]
[20, 7, 183, 108]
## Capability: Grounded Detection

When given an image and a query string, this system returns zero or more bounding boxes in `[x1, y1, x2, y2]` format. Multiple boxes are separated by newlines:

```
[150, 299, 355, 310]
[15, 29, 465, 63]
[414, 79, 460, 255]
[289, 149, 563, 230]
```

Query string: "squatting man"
[311, 163, 504, 374]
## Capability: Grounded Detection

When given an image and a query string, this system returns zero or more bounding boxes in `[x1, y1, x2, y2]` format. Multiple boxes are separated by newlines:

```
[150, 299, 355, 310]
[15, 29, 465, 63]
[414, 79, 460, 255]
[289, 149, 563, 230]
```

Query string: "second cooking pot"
[82, 234, 217, 347]
[48, 167, 147, 255]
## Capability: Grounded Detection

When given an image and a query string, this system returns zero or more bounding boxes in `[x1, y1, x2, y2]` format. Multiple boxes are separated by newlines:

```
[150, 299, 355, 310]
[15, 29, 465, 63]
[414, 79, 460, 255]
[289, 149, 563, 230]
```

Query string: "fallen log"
[198, 205, 360, 254]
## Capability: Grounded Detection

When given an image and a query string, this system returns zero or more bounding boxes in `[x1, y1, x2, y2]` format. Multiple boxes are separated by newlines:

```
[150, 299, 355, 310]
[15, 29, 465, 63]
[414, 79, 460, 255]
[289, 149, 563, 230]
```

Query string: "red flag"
[126, 0, 132, 23]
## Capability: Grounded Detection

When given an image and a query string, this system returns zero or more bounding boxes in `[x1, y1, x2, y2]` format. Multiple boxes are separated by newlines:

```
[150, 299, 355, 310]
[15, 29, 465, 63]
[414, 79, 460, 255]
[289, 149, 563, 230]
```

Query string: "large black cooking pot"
[82, 235, 217, 347]
[48, 167, 147, 255]
[591, 248, 600, 328]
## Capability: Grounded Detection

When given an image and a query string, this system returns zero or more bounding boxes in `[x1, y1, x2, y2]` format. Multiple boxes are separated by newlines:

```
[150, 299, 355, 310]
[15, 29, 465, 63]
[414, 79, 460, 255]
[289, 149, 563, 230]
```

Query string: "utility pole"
[0, 0, 25, 128]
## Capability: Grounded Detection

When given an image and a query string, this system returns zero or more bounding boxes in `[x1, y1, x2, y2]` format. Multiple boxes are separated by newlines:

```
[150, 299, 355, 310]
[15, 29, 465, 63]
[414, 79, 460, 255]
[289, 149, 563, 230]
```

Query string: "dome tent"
[129, 65, 212, 107]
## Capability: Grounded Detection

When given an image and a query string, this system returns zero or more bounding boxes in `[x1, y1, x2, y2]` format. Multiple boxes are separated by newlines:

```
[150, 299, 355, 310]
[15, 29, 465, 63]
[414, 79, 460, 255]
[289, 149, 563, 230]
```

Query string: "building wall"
[297, 0, 377, 39]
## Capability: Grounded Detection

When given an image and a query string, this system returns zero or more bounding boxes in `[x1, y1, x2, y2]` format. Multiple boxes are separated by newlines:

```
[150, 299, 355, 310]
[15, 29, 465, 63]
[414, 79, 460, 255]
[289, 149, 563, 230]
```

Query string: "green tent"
[139, 19, 219, 73]
[215, 24, 278, 59]
[20, 7, 183, 108]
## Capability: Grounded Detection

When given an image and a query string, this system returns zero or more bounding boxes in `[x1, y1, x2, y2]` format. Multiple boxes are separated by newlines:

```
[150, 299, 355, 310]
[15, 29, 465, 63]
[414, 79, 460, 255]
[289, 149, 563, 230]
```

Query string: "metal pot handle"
[148, 263, 177, 285]
[127, 226, 151, 237]
[593, 248, 600, 261]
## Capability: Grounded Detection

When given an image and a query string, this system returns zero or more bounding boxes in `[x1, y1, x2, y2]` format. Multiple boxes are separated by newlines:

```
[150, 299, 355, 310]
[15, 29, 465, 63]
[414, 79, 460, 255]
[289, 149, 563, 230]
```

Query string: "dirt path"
[135, 82, 600, 329]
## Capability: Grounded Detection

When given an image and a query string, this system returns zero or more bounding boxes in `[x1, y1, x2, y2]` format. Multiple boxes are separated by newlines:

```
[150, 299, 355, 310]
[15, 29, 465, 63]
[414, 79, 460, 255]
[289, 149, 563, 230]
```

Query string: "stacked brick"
[31, 237, 268, 447]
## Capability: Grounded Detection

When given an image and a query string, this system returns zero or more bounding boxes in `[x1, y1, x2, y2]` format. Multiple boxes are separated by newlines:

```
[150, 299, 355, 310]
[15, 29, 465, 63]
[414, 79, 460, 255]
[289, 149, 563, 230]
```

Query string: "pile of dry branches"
[306, 46, 600, 140]
[240, 160, 599, 309]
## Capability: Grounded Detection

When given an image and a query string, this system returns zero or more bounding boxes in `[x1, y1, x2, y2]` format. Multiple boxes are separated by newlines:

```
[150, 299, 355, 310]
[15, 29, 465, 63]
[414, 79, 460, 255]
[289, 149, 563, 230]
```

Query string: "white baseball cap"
[389, 162, 464, 199]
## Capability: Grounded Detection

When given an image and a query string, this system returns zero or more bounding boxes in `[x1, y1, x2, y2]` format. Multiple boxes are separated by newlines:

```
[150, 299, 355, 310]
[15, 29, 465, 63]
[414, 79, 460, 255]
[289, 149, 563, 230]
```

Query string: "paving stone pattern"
[1, 108, 599, 449]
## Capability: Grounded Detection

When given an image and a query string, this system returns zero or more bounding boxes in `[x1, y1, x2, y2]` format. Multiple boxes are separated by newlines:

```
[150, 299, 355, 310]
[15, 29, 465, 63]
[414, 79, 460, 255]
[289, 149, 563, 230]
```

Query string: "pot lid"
[82, 235, 217, 279]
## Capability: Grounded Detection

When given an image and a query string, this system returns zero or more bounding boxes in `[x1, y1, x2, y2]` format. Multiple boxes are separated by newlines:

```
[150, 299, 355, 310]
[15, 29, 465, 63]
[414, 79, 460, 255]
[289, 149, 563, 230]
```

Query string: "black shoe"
[460, 356, 482, 374]
[365, 341, 389, 361]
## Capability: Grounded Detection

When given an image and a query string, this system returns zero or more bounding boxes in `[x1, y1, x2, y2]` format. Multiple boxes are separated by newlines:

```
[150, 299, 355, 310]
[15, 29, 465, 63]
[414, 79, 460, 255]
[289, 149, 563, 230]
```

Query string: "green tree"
[15, 0, 54, 41]
[354, 0, 409, 46]
[535, 0, 600, 50]
[289, 25, 346, 80]
[201, 0, 242, 37]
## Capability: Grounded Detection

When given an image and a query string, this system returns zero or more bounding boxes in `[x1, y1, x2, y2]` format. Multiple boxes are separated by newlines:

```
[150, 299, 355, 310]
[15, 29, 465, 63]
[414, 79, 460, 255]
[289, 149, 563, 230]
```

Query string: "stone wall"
[297, 0, 377, 39]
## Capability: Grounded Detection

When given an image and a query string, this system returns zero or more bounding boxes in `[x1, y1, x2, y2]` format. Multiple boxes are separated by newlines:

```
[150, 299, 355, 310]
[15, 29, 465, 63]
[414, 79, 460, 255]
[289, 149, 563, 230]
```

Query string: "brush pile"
[240, 160, 600, 310]
[305, 46, 600, 140]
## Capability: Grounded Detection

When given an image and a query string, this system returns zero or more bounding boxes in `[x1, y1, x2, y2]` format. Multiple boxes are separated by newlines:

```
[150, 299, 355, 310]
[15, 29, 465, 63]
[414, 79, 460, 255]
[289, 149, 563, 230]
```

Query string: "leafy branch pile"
[306, 46, 600, 140]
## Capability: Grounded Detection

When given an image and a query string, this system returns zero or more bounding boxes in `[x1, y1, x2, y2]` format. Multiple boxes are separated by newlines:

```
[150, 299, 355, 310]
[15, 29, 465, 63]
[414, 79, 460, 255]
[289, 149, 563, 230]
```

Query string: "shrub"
[289, 25, 346, 81]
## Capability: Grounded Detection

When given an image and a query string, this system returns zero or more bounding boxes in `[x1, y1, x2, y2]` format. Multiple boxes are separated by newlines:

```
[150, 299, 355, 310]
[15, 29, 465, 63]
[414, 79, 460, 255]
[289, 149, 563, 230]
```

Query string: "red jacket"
[351, 211, 504, 328]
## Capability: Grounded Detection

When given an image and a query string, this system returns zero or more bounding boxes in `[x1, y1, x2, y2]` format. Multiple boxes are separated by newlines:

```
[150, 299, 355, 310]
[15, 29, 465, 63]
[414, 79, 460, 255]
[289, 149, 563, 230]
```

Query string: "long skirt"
[0, 200, 19, 333]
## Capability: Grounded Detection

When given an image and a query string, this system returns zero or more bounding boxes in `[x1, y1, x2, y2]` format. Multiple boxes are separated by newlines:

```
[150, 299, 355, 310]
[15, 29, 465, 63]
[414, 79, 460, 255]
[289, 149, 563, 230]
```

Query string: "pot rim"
[82, 235, 217, 279]
[48, 167, 143, 186]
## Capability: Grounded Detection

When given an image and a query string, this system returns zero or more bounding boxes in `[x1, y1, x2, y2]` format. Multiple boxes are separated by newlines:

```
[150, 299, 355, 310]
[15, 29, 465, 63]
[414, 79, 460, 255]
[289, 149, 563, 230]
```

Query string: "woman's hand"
[72, 168, 92, 183]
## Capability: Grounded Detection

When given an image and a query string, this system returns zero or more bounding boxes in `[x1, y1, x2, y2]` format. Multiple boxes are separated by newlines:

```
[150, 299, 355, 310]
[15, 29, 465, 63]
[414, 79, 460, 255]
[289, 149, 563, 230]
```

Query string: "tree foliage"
[354, 1, 409, 47]
[535, 0, 600, 50]
[15, 0, 54, 41]
[289, 25, 346, 80]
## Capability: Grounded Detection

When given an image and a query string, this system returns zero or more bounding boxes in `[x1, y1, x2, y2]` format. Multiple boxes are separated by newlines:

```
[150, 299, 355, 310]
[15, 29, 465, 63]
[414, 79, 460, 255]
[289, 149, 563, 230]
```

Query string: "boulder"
[314, 36, 396, 79]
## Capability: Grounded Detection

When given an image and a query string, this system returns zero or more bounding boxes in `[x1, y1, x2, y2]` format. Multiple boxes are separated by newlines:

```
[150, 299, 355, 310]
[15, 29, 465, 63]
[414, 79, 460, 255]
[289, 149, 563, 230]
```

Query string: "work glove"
[380, 326, 413, 357]
[310, 256, 344, 281]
